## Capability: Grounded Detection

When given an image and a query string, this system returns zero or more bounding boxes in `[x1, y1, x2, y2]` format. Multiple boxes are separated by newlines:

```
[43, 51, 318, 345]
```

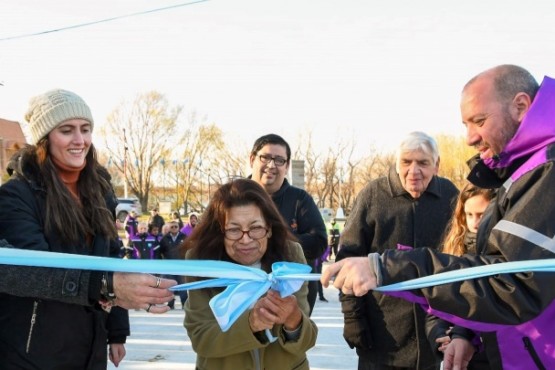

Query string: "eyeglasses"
[170, 226, 179, 229]
[224, 226, 269, 240]
[258, 154, 287, 167]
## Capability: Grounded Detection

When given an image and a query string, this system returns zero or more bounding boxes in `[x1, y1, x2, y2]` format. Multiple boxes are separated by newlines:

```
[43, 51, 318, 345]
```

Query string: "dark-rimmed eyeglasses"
[258, 154, 287, 167]
[224, 226, 269, 240]
[170, 225, 179, 229]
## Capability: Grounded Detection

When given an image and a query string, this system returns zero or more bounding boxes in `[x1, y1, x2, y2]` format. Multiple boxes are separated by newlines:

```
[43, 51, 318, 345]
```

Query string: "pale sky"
[1, 0, 555, 158]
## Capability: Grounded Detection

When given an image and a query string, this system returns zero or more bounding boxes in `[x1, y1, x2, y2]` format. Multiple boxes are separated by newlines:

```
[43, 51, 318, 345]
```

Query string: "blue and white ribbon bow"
[171, 261, 312, 331]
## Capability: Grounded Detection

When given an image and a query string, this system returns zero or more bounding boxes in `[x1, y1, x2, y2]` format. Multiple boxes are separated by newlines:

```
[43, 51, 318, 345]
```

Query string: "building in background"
[289, 159, 305, 190]
[0, 119, 27, 184]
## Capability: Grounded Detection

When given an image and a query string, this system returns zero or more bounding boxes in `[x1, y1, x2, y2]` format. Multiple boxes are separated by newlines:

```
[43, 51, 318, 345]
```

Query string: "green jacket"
[184, 242, 318, 370]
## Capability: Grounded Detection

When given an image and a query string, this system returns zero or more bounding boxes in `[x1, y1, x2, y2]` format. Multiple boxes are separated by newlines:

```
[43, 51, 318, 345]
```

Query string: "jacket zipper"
[26, 301, 39, 354]
[522, 336, 546, 370]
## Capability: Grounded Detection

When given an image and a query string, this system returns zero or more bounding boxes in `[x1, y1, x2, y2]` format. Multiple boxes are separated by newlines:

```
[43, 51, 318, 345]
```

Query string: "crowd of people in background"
[119, 207, 197, 310]
[2, 64, 555, 370]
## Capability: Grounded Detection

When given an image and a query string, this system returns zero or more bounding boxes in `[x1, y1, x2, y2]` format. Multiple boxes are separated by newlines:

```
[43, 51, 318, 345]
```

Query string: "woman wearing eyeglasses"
[182, 178, 318, 370]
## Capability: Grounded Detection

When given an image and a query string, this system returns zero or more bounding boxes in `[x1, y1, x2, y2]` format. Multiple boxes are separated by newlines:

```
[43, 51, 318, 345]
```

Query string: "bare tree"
[436, 134, 475, 188]
[292, 131, 324, 206]
[98, 104, 472, 217]
[100, 91, 183, 210]
[170, 122, 247, 213]
[292, 131, 363, 214]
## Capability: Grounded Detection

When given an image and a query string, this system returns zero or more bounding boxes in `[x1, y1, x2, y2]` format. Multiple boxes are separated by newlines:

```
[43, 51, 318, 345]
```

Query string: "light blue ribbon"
[2, 248, 555, 333]
[0, 248, 316, 333]
[376, 258, 555, 291]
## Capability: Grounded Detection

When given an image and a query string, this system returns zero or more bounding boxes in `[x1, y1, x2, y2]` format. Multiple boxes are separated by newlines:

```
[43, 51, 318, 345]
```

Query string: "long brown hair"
[20, 140, 117, 245]
[441, 182, 495, 256]
[184, 178, 298, 274]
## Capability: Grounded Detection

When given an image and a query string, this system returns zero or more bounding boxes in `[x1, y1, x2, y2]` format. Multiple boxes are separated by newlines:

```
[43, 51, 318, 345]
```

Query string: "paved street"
[108, 263, 357, 370]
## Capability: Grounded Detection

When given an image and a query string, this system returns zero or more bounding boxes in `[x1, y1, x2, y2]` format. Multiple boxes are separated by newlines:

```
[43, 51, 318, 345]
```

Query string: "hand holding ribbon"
[0, 248, 318, 331]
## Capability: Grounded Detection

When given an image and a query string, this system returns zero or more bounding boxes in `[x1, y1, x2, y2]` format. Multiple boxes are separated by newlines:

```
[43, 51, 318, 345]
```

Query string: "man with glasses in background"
[249, 133, 328, 315]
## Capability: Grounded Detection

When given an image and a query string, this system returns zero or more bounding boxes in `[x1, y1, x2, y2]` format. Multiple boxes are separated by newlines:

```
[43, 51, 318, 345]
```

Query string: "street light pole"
[160, 159, 166, 199]
[174, 159, 179, 210]
[182, 159, 189, 214]
[123, 128, 128, 198]
[200, 179, 203, 212]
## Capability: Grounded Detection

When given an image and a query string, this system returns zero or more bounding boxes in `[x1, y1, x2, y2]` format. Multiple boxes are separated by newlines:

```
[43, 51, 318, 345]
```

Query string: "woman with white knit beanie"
[0, 89, 177, 369]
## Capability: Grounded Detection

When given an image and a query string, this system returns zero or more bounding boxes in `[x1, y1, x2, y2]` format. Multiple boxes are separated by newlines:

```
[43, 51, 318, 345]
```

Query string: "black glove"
[340, 293, 373, 350]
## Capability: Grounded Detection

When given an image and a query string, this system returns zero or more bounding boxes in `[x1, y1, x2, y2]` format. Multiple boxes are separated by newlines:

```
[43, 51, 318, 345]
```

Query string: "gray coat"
[337, 167, 458, 369]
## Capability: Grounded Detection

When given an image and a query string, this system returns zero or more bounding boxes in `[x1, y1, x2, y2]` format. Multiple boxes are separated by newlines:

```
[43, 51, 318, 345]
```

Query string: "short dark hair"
[493, 65, 539, 103]
[250, 133, 291, 164]
[466, 64, 540, 104]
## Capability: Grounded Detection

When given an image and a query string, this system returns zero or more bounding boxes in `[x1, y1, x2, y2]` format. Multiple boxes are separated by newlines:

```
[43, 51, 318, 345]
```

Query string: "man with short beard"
[323, 65, 555, 370]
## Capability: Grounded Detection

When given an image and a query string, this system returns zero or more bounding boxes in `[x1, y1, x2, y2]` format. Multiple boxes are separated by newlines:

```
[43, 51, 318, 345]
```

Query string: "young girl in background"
[426, 182, 495, 370]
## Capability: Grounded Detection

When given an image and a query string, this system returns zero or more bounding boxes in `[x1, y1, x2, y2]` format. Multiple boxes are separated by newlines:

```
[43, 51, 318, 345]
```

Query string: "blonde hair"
[441, 183, 495, 256]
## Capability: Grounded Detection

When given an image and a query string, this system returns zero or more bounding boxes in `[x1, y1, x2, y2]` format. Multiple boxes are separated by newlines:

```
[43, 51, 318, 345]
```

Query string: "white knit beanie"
[25, 89, 94, 144]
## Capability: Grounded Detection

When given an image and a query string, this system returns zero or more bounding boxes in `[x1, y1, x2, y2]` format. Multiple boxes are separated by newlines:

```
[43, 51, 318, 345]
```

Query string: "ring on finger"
[155, 276, 162, 288]
[146, 303, 153, 313]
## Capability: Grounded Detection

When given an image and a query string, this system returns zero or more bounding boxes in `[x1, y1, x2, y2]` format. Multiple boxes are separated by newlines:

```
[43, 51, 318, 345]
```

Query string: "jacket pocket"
[26, 300, 39, 354]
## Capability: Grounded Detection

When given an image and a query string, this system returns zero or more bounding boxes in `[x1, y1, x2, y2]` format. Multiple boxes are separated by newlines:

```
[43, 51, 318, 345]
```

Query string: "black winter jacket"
[0, 150, 129, 369]
[269, 178, 327, 264]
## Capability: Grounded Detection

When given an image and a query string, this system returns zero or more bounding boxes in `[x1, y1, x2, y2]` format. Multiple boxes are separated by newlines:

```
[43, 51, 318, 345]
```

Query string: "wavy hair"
[183, 178, 298, 274]
[16, 140, 117, 246]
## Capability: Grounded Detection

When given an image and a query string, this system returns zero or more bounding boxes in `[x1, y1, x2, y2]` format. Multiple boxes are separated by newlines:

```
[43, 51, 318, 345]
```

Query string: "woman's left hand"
[259, 289, 302, 330]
